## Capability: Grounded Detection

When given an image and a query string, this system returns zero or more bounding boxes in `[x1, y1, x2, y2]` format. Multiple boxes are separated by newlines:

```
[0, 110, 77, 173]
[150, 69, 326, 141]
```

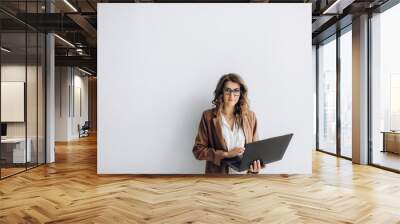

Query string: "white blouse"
[220, 114, 247, 174]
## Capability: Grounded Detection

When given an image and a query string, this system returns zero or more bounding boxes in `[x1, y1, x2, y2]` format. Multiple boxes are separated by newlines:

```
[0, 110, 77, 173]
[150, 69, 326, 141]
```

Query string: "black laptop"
[222, 133, 293, 172]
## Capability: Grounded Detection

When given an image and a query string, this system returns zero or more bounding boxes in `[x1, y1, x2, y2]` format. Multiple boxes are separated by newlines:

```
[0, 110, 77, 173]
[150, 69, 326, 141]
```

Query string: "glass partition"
[318, 36, 337, 155]
[27, 30, 38, 169]
[0, 31, 28, 177]
[0, 1, 46, 179]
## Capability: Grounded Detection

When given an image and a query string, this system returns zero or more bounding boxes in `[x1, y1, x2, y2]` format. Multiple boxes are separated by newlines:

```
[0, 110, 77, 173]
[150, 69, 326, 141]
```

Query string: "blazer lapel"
[242, 115, 251, 144]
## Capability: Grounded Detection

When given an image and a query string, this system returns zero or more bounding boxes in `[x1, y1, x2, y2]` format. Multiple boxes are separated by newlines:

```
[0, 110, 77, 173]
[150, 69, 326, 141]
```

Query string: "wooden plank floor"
[0, 167, 26, 178]
[1, 134, 400, 224]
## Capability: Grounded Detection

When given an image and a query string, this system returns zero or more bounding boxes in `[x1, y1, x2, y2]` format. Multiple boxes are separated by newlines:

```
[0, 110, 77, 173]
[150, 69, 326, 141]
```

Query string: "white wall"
[1, 65, 41, 138]
[312, 45, 317, 142]
[55, 67, 69, 141]
[98, 3, 313, 174]
[1, 64, 46, 163]
[55, 67, 89, 141]
[71, 73, 89, 138]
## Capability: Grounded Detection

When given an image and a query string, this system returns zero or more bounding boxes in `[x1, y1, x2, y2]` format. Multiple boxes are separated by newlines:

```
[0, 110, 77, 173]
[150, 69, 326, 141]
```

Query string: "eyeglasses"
[223, 88, 241, 96]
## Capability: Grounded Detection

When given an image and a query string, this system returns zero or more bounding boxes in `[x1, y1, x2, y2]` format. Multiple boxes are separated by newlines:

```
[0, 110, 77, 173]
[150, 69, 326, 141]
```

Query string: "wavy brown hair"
[212, 73, 250, 123]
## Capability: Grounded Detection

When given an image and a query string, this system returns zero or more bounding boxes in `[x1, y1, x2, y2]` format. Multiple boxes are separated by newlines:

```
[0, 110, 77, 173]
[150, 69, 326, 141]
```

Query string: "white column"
[46, 33, 55, 163]
[352, 14, 369, 164]
[45, 0, 56, 163]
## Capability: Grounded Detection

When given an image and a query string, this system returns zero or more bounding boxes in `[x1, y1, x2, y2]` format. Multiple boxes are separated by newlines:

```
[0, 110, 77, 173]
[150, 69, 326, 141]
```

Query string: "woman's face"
[222, 81, 241, 108]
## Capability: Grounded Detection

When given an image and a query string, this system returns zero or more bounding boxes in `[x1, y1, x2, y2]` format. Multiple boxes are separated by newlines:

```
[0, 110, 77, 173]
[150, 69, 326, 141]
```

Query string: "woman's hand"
[248, 160, 265, 174]
[224, 147, 245, 158]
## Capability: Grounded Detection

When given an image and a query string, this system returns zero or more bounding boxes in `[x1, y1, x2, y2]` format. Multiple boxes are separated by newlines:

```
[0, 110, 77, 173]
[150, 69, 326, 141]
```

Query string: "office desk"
[1, 138, 32, 164]
[382, 131, 400, 154]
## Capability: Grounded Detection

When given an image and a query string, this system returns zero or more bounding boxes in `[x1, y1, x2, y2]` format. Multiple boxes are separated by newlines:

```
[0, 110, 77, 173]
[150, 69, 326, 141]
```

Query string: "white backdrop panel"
[98, 3, 313, 174]
[1, 82, 25, 122]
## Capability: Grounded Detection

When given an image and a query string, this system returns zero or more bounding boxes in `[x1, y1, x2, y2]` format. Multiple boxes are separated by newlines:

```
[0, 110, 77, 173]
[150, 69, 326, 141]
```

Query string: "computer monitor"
[1, 123, 7, 137]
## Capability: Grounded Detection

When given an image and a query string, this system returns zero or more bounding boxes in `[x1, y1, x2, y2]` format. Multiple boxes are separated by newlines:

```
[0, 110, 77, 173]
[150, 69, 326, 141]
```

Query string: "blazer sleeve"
[192, 112, 225, 166]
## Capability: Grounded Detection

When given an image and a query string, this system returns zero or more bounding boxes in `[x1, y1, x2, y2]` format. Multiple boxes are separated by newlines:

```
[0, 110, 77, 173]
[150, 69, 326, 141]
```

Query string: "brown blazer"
[193, 108, 259, 174]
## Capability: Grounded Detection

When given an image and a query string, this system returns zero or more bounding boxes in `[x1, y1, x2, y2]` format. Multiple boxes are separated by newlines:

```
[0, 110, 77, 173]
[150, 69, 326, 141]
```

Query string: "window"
[318, 37, 337, 154]
[371, 3, 400, 171]
[340, 29, 352, 158]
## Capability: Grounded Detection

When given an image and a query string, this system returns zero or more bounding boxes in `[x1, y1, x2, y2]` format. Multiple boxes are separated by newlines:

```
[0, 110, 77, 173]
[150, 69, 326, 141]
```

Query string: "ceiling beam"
[55, 55, 96, 70]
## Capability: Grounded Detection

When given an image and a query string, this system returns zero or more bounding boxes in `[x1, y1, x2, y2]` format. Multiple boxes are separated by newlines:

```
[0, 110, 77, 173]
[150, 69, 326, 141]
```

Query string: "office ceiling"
[0, 0, 393, 75]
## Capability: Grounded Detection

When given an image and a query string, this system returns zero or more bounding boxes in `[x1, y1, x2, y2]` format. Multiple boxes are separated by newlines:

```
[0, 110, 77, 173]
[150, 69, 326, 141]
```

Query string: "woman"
[193, 73, 264, 174]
